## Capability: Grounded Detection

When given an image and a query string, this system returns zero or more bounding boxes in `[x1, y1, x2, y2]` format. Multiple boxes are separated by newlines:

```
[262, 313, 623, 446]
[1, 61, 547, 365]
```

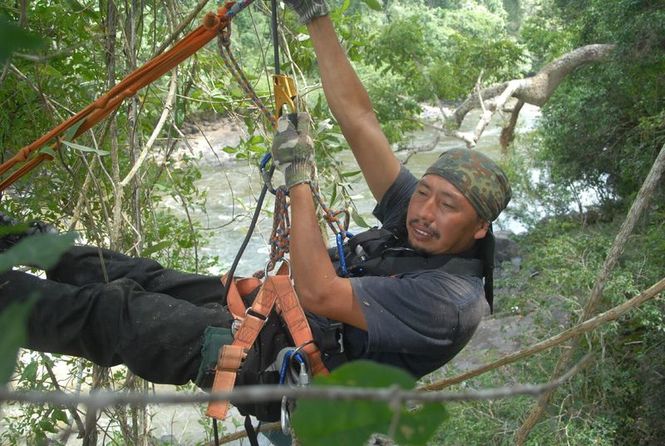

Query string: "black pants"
[0, 246, 233, 385]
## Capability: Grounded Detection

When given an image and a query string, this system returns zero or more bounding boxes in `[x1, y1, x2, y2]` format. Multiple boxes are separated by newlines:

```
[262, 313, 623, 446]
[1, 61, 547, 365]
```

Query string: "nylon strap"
[206, 273, 328, 420]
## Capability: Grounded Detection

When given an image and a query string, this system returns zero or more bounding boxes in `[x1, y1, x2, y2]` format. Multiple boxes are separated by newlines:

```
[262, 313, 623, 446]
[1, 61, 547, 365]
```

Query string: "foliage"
[529, 0, 665, 202]
[0, 233, 74, 442]
[366, 2, 525, 99]
[292, 361, 448, 445]
[0, 14, 43, 64]
[0, 300, 34, 385]
[1, 0, 662, 443]
[435, 210, 665, 444]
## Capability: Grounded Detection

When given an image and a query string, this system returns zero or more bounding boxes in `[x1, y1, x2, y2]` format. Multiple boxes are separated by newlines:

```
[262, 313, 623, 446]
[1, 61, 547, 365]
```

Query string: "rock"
[494, 230, 520, 266]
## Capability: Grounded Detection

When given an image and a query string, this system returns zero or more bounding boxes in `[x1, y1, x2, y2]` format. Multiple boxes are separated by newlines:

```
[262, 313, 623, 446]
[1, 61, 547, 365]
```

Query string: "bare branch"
[420, 277, 665, 392]
[0, 355, 591, 409]
[500, 99, 524, 151]
[444, 44, 615, 148]
[154, 0, 213, 56]
[120, 69, 178, 187]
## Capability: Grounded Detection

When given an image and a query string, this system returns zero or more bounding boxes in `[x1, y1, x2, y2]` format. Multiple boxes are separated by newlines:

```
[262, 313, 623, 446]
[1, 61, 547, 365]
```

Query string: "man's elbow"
[296, 285, 334, 315]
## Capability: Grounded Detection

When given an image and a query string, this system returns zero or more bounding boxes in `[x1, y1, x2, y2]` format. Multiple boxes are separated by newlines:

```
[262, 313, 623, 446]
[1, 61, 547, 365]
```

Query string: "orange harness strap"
[0, 3, 240, 192]
[206, 273, 329, 420]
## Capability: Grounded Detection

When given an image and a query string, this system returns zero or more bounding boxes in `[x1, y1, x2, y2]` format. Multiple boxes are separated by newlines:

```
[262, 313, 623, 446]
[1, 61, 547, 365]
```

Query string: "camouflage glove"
[283, 0, 329, 24]
[271, 112, 316, 189]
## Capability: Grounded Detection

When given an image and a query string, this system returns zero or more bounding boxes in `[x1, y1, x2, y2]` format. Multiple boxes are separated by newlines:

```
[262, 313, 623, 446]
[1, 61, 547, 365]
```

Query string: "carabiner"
[260, 152, 277, 195]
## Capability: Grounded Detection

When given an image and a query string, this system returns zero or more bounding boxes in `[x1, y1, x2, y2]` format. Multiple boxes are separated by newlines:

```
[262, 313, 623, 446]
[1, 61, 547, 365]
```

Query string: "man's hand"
[271, 113, 316, 189]
[282, 0, 329, 24]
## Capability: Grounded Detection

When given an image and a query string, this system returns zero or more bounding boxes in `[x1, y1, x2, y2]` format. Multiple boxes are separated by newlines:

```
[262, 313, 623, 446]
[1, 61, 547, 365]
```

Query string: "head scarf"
[424, 148, 511, 221]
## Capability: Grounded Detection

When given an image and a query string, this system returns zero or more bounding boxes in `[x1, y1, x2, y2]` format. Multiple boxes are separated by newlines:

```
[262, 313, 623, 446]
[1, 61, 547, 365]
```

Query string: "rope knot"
[203, 11, 220, 30]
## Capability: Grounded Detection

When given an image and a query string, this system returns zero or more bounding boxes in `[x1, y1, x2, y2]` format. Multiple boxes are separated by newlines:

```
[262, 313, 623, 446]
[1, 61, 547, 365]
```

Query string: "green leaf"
[329, 184, 338, 207]
[0, 15, 43, 64]
[248, 135, 264, 145]
[0, 233, 77, 272]
[362, 0, 383, 11]
[0, 299, 36, 384]
[38, 418, 58, 433]
[60, 140, 110, 156]
[62, 119, 86, 141]
[38, 146, 58, 159]
[21, 361, 38, 384]
[341, 170, 362, 178]
[351, 209, 370, 228]
[51, 408, 68, 423]
[291, 361, 447, 446]
[141, 240, 172, 257]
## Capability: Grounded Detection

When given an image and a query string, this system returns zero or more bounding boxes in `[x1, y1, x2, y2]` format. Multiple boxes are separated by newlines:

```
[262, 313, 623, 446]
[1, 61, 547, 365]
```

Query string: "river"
[168, 104, 542, 277]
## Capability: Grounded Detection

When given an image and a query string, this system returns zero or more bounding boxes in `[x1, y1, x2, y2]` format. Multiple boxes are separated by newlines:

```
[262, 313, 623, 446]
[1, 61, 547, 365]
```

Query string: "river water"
[169, 104, 542, 276]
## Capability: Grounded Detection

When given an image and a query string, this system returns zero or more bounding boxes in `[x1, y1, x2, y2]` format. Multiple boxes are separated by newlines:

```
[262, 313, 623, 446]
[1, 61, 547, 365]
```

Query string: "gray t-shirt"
[343, 166, 489, 378]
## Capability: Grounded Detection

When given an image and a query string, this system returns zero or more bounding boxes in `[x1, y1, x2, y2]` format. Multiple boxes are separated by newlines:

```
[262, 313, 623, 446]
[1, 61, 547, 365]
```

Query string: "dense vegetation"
[0, 0, 663, 444]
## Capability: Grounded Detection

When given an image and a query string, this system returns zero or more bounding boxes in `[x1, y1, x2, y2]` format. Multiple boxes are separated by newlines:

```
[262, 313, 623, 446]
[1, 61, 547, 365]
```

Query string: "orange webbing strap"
[0, 3, 238, 192]
[206, 274, 329, 420]
[275, 277, 329, 376]
[221, 274, 261, 320]
[206, 275, 280, 419]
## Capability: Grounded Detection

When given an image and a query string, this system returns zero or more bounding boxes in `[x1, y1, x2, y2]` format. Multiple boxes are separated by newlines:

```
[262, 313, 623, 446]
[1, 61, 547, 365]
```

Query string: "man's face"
[406, 175, 489, 255]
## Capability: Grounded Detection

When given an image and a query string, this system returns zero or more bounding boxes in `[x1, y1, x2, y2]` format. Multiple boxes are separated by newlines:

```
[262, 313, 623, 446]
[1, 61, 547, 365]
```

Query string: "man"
[0, 1, 510, 405]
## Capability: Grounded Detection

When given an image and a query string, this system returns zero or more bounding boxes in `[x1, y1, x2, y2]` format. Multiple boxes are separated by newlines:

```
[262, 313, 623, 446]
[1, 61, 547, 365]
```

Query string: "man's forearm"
[307, 16, 373, 127]
[306, 16, 400, 202]
[289, 183, 366, 329]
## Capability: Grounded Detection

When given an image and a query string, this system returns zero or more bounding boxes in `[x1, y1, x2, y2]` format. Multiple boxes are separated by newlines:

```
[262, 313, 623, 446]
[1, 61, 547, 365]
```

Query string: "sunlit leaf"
[292, 361, 447, 446]
[341, 170, 362, 178]
[141, 240, 172, 257]
[351, 209, 370, 228]
[61, 140, 110, 156]
[362, 0, 383, 11]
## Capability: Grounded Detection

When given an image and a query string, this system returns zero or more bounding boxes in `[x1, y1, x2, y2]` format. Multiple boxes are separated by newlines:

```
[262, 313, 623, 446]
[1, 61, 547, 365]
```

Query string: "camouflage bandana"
[424, 148, 511, 221]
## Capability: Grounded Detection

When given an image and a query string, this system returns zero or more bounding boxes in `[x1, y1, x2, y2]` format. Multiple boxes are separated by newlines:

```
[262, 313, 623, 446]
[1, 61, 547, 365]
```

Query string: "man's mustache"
[407, 218, 441, 239]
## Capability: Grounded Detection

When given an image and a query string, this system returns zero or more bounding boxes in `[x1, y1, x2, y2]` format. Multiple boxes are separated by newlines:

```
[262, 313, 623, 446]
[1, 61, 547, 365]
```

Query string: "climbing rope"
[0, 1, 256, 192]
[217, 24, 277, 129]
[266, 185, 291, 273]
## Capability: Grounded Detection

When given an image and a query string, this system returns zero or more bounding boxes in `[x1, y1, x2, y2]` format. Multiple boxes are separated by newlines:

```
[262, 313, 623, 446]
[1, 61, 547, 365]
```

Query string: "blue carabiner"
[260, 152, 277, 195]
[336, 232, 348, 277]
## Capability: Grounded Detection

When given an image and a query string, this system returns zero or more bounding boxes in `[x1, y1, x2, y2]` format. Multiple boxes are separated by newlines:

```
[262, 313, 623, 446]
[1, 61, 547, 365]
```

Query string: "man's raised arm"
[305, 15, 400, 202]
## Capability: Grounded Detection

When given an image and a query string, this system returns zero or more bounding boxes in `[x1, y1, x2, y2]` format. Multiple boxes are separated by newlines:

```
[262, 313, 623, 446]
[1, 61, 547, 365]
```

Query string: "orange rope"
[0, 4, 237, 192]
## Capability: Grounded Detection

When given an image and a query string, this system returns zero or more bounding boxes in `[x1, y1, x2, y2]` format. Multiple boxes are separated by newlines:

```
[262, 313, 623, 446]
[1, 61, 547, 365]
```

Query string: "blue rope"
[226, 0, 255, 19]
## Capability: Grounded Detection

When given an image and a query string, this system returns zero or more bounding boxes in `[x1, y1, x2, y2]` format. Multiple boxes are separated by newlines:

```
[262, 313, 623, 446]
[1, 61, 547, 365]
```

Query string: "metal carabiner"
[265, 257, 291, 279]
[260, 153, 277, 195]
[280, 395, 291, 434]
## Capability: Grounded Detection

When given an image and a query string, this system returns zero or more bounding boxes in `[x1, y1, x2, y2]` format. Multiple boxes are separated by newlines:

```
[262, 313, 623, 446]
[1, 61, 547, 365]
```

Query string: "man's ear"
[473, 220, 490, 240]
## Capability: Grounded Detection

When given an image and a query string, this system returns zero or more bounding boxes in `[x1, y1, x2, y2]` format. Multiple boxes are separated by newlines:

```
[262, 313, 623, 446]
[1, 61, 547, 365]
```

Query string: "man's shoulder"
[373, 166, 418, 227]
